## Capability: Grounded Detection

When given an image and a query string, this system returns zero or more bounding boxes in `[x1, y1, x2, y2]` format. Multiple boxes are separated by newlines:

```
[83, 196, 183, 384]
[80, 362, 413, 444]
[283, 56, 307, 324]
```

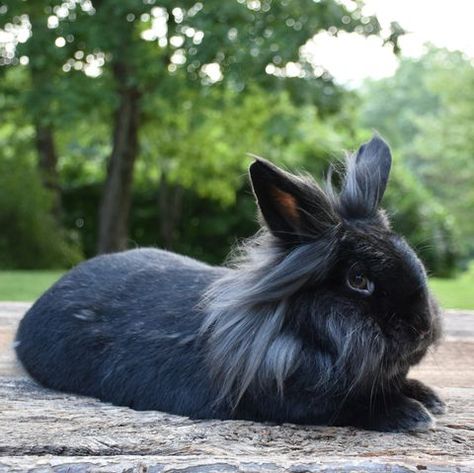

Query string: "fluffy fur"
[16, 135, 444, 431]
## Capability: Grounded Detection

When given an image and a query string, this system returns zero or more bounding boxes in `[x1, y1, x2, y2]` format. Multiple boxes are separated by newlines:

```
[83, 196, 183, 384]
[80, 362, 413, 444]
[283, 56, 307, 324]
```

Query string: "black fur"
[16, 136, 444, 431]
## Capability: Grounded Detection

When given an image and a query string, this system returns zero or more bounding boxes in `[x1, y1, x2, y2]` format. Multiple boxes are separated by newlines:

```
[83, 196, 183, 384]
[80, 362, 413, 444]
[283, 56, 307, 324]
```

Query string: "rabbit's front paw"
[371, 396, 435, 432]
[402, 378, 446, 416]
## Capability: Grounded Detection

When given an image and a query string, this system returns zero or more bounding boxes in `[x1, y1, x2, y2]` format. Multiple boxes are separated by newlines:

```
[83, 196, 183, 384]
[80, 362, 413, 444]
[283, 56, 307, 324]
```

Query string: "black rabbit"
[16, 135, 445, 431]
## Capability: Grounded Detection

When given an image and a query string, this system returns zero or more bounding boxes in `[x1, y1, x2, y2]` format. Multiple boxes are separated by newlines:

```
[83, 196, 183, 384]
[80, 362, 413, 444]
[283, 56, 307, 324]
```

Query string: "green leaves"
[4, 0, 456, 273]
[361, 47, 474, 261]
[0, 121, 83, 269]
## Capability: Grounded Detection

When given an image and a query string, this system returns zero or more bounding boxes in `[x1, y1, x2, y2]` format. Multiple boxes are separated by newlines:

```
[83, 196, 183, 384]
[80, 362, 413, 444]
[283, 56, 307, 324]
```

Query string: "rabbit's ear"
[249, 158, 336, 242]
[340, 135, 392, 218]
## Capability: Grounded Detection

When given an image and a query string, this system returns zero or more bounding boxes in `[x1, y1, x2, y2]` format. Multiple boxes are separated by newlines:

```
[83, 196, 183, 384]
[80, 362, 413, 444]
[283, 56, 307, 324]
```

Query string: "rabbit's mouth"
[405, 294, 442, 349]
[380, 314, 440, 366]
[364, 306, 438, 371]
[375, 288, 442, 357]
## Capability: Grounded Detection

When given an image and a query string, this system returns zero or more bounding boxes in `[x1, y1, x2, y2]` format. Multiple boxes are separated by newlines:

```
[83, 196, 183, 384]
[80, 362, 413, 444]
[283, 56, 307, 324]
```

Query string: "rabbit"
[15, 135, 445, 432]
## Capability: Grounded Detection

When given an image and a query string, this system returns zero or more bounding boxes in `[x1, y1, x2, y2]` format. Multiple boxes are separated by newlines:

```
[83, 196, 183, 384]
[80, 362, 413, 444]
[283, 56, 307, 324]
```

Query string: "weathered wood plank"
[1, 455, 473, 473]
[1, 377, 472, 457]
[0, 303, 473, 472]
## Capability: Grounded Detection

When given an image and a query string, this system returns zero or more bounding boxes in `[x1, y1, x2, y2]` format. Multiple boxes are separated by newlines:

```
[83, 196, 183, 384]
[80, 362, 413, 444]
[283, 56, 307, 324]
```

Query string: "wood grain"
[0, 303, 473, 472]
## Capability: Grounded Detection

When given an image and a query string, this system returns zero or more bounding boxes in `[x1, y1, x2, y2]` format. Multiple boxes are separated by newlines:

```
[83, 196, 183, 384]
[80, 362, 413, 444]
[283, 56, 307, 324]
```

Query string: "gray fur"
[200, 231, 339, 405]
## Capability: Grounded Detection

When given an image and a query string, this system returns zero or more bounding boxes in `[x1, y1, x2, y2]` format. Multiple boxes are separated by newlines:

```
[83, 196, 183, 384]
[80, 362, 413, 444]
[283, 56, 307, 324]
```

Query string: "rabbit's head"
[202, 136, 441, 404]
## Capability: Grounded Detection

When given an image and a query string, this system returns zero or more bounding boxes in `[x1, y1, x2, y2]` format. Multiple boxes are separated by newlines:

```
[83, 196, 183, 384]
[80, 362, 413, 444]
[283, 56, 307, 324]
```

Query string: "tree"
[360, 47, 474, 258]
[56, 0, 387, 253]
[359, 52, 440, 153]
[413, 50, 474, 256]
[0, 1, 100, 219]
[0, 67, 83, 268]
[1, 2, 62, 217]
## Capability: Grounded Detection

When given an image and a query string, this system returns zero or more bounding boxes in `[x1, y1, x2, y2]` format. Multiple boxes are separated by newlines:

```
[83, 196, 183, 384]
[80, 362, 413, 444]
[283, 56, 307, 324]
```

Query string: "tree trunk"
[35, 123, 61, 219]
[28, 9, 62, 222]
[158, 171, 184, 250]
[97, 62, 141, 254]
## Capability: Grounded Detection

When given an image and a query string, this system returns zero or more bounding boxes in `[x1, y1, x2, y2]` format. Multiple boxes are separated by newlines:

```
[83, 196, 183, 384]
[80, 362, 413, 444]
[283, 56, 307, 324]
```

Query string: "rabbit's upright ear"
[249, 158, 337, 242]
[340, 135, 392, 218]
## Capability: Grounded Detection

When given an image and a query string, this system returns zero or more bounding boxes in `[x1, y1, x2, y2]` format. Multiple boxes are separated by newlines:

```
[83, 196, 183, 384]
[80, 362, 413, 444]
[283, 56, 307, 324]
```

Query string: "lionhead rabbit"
[16, 135, 445, 431]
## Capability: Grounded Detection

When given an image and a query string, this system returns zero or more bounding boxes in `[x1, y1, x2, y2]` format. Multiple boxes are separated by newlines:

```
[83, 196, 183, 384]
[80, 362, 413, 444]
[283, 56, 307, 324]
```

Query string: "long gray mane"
[199, 230, 339, 406]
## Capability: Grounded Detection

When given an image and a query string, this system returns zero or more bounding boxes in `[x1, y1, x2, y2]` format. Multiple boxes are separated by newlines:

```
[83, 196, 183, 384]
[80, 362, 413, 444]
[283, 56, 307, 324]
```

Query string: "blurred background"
[0, 0, 472, 308]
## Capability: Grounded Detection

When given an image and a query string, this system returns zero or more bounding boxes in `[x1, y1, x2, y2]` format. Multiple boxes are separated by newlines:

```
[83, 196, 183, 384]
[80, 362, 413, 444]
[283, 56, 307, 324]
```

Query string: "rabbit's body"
[16, 249, 228, 417]
[16, 136, 445, 431]
[14, 247, 369, 426]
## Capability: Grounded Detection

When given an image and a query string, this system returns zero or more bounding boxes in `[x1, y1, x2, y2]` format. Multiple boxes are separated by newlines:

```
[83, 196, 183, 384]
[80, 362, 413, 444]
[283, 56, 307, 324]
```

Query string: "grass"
[0, 264, 473, 310]
[0, 271, 64, 302]
[429, 262, 474, 311]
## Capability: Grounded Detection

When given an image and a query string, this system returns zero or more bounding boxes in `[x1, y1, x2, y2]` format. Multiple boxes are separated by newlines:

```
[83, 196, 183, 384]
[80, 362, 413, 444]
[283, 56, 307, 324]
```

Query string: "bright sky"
[308, 0, 474, 86]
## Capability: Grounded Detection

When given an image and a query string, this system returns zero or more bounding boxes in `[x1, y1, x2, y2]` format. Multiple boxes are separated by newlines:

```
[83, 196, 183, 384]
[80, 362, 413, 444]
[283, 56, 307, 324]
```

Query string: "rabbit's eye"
[347, 269, 374, 295]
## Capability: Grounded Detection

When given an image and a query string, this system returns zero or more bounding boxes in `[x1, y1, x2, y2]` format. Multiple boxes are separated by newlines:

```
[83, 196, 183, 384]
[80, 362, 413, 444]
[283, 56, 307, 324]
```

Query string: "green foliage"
[384, 162, 460, 277]
[413, 51, 474, 255]
[0, 127, 82, 269]
[139, 85, 369, 205]
[0, 2, 463, 277]
[61, 181, 257, 264]
[361, 47, 474, 259]
[360, 54, 440, 152]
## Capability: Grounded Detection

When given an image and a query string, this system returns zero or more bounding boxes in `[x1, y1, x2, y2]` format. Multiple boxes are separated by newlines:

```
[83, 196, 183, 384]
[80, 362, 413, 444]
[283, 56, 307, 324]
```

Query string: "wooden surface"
[0, 302, 473, 472]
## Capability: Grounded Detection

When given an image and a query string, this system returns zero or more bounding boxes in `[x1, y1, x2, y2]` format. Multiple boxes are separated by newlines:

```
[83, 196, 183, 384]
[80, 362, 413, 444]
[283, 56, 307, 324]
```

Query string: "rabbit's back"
[15, 248, 227, 416]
